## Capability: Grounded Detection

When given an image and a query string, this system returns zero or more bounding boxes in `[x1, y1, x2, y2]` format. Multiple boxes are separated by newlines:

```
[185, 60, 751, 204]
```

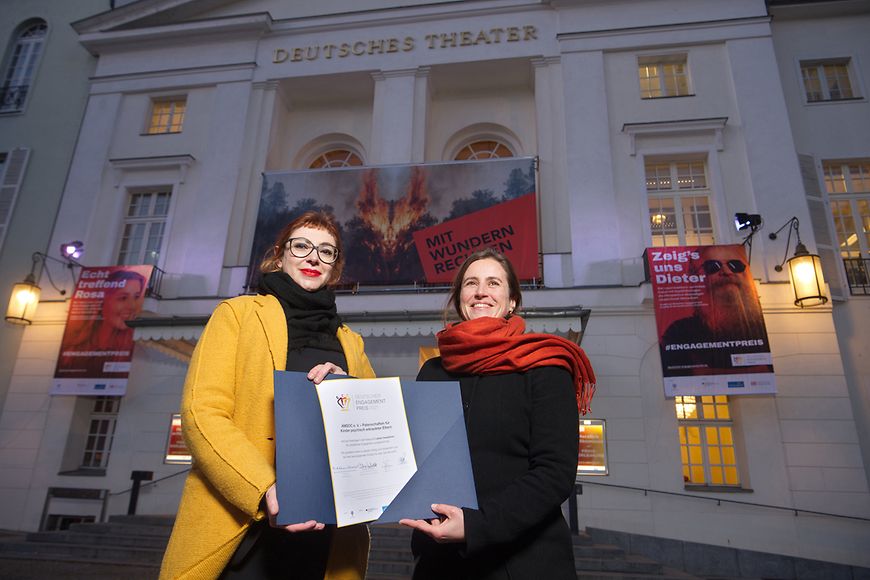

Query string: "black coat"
[411, 358, 579, 580]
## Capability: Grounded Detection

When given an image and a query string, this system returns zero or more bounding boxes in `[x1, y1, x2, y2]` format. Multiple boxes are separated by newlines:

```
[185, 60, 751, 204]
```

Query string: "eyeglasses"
[284, 238, 340, 264]
[702, 259, 746, 275]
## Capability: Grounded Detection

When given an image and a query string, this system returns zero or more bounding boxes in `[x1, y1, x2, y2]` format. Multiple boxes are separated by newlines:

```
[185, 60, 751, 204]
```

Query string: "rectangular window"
[81, 396, 121, 469]
[824, 160, 870, 293]
[800, 59, 857, 102]
[146, 96, 186, 134]
[676, 395, 740, 487]
[638, 54, 691, 99]
[117, 188, 171, 266]
[0, 148, 31, 252]
[647, 160, 715, 247]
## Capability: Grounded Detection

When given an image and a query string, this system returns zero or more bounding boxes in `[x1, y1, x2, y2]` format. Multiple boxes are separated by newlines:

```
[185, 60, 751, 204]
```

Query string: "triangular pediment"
[73, 0, 485, 34]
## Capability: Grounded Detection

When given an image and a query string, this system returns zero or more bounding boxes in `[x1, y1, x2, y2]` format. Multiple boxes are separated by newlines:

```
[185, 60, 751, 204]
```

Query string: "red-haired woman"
[161, 211, 374, 580]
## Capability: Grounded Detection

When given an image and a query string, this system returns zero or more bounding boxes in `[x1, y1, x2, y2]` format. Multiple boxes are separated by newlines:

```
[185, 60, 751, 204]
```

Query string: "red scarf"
[437, 316, 596, 415]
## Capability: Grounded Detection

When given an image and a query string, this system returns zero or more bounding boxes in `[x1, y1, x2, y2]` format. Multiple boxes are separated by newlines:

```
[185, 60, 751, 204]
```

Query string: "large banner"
[647, 244, 776, 397]
[250, 158, 538, 287]
[52, 265, 152, 396]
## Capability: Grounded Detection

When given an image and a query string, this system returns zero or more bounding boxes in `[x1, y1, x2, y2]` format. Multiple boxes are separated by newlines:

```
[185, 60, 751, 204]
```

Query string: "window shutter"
[798, 153, 845, 300]
[0, 147, 31, 251]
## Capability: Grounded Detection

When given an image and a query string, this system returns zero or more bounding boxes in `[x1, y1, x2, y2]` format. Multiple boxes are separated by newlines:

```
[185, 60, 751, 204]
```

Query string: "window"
[646, 160, 715, 247]
[824, 160, 870, 292]
[147, 97, 186, 134]
[0, 20, 47, 113]
[0, 148, 31, 252]
[638, 54, 690, 99]
[676, 395, 740, 487]
[309, 149, 363, 169]
[117, 188, 171, 265]
[81, 397, 121, 469]
[454, 140, 513, 161]
[801, 59, 858, 102]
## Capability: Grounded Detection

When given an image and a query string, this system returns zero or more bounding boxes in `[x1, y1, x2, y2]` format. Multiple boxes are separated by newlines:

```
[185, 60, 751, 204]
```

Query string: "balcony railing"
[843, 257, 870, 296]
[146, 265, 165, 299]
[0, 84, 29, 113]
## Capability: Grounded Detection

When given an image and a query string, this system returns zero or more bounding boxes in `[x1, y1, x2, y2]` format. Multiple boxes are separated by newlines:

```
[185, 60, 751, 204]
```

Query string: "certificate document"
[315, 377, 417, 527]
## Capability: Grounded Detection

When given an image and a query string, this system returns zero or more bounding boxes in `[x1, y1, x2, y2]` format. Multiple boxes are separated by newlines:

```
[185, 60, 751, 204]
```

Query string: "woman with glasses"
[161, 211, 374, 580]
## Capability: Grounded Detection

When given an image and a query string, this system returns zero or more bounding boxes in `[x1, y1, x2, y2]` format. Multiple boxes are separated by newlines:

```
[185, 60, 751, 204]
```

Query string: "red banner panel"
[52, 265, 153, 396]
[646, 244, 776, 397]
[412, 193, 539, 282]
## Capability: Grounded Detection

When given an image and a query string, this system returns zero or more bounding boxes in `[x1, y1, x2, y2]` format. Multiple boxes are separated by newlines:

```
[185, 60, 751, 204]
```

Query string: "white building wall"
[0, 0, 102, 418]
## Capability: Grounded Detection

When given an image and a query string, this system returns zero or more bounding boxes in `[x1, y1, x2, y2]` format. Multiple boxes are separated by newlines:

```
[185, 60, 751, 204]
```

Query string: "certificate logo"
[336, 394, 351, 410]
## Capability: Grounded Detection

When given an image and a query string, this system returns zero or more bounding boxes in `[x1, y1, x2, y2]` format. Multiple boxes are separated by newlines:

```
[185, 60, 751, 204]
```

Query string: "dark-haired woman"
[160, 211, 374, 580]
[400, 248, 595, 580]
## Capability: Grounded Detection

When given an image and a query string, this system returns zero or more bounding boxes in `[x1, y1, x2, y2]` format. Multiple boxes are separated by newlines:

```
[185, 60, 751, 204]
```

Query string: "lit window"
[676, 395, 740, 487]
[0, 20, 47, 113]
[309, 149, 363, 169]
[638, 54, 690, 99]
[147, 97, 186, 134]
[454, 140, 513, 161]
[800, 59, 857, 102]
[118, 189, 171, 266]
[824, 160, 870, 292]
[81, 397, 121, 469]
[647, 160, 715, 247]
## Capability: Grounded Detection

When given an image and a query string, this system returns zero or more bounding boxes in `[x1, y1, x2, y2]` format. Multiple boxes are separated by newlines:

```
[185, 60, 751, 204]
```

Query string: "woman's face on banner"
[459, 258, 516, 321]
[103, 280, 144, 331]
[278, 226, 337, 292]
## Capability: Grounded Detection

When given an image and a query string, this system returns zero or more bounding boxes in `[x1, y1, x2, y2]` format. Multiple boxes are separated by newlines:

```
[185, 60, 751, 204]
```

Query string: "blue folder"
[273, 371, 478, 525]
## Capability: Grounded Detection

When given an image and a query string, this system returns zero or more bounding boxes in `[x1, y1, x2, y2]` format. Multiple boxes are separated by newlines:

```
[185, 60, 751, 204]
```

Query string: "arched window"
[454, 140, 514, 161]
[309, 149, 364, 169]
[1, 20, 47, 113]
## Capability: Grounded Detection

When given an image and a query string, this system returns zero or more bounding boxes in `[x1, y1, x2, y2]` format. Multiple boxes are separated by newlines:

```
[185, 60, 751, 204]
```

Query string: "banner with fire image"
[249, 157, 538, 287]
[646, 244, 776, 397]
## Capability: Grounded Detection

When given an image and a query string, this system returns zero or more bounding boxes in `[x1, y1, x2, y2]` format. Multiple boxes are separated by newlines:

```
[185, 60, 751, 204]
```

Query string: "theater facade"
[1, 0, 868, 567]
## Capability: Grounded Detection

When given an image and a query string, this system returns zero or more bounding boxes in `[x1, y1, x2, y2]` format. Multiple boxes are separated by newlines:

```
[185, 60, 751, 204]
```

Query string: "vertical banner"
[647, 245, 776, 397]
[52, 265, 152, 396]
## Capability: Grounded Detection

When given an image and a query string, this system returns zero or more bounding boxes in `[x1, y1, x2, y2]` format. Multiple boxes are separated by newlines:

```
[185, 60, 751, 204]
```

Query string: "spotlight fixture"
[734, 213, 762, 232]
[769, 217, 828, 308]
[60, 241, 84, 261]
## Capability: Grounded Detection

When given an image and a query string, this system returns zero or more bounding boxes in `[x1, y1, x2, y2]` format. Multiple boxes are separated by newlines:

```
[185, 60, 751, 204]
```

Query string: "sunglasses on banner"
[702, 259, 747, 275]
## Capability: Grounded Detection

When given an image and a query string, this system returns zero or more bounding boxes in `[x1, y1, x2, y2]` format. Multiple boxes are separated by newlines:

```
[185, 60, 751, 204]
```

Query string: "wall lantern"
[5, 250, 80, 325]
[769, 217, 827, 308]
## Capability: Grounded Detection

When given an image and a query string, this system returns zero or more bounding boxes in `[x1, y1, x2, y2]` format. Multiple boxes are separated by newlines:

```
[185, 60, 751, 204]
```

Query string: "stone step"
[0, 554, 158, 580]
[575, 553, 666, 574]
[106, 514, 175, 528]
[0, 538, 164, 565]
[67, 522, 174, 537]
[26, 530, 169, 550]
[575, 543, 627, 559]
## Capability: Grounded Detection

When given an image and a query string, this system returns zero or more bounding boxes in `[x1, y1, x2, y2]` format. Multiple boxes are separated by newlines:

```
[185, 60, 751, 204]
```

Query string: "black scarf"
[258, 271, 343, 354]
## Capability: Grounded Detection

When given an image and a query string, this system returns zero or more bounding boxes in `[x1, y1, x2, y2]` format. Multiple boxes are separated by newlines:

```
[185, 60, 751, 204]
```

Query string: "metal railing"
[571, 479, 870, 526]
[0, 84, 28, 113]
[103, 467, 190, 519]
[843, 257, 870, 295]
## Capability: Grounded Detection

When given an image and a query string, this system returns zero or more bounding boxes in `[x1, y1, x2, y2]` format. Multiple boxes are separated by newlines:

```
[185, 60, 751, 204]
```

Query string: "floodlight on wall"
[734, 213, 762, 232]
[5, 251, 78, 325]
[734, 212, 763, 264]
[768, 217, 828, 308]
[60, 241, 84, 261]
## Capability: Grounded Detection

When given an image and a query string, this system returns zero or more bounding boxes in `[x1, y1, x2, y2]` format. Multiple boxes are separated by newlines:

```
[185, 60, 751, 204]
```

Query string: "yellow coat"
[160, 294, 375, 580]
